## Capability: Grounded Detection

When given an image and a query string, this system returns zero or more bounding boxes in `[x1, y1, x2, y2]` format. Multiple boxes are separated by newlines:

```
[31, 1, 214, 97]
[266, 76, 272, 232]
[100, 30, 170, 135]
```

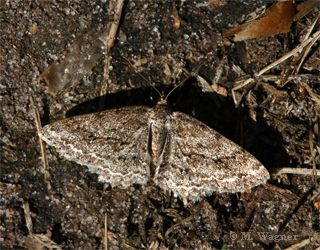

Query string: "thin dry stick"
[302, 82, 320, 106]
[105, 213, 108, 250]
[296, 30, 320, 73]
[272, 168, 320, 176]
[309, 120, 318, 188]
[100, 0, 124, 110]
[301, 10, 320, 43]
[231, 31, 320, 105]
[106, 0, 124, 51]
[23, 201, 61, 249]
[283, 238, 311, 250]
[23, 201, 34, 235]
[310, 187, 320, 202]
[256, 31, 320, 77]
[30, 96, 49, 184]
[165, 216, 193, 237]
[231, 78, 254, 105]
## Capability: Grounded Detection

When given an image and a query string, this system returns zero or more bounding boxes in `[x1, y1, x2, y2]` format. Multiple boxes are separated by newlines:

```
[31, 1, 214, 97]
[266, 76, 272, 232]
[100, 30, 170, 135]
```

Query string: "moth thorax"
[149, 104, 171, 173]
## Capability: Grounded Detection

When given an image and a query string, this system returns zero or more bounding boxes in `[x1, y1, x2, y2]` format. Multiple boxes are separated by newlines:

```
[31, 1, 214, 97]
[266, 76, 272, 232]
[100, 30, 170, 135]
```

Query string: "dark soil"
[1, 1, 320, 249]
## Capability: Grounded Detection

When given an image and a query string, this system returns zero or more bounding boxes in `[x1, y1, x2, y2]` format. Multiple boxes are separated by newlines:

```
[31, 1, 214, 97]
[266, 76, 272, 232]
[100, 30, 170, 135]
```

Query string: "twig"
[100, 0, 124, 110]
[283, 238, 311, 250]
[105, 212, 108, 250]
[231, 78, 254, 106]
[257, 31, 320, 76]
[310, 186, 320, 202]
[165, 216, 193, 237]
[30, 96, 50, 185]
[272, 167, 320, 176]
[23, 201, 61, 249]
[301, 82, 320, 106]
[296, 28, 320, 73]
[309, 119, 318, 188]
[106, 0, 124, 52]
[23, 201, 34, 235]
[231, 31, 320, 105]
[301, 10, 320, 43]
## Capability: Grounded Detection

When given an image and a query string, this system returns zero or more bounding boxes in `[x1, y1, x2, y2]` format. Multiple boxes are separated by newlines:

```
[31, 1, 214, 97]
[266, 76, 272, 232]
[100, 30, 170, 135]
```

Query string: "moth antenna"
[123, 57, 193, 104]
[122, 57, 163, 101]
[163, 68, 191, 103]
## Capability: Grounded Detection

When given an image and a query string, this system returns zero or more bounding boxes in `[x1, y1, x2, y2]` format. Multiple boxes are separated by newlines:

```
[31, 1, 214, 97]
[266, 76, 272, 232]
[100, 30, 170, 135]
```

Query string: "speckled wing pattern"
[154, 112, 270, 201]
[40, 104, 269, 201]
[39, 106, 152, 187]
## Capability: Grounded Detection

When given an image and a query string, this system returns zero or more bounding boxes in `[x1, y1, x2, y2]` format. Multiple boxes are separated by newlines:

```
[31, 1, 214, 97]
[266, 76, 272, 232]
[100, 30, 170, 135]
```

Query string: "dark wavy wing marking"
[39, 106, 152, 187]
[154, 112, 270, 201]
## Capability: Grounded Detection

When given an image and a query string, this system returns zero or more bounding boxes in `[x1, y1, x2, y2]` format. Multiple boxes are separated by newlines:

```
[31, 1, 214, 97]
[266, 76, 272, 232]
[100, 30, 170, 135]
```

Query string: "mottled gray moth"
[39, 98, 269, 201]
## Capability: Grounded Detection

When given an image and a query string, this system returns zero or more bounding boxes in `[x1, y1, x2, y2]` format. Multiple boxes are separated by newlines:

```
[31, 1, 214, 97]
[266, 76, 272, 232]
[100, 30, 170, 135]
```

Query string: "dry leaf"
[224, 1, 296, 41]
[38, 20, 111, 93]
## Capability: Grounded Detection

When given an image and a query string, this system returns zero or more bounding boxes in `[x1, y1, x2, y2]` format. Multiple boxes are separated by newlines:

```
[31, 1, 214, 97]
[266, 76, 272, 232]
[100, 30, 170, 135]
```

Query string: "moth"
[39, 96, 269, 201]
